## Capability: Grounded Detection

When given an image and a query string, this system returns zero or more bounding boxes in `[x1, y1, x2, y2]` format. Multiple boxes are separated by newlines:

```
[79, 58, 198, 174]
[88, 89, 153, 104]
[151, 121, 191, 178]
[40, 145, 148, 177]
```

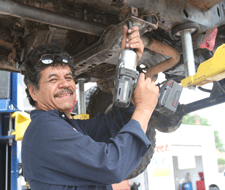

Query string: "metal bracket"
[0, 99, 19, 113]
[73, 16, 158, 77]
[0, 135, 15, 142]
[180, 93, 225, 116]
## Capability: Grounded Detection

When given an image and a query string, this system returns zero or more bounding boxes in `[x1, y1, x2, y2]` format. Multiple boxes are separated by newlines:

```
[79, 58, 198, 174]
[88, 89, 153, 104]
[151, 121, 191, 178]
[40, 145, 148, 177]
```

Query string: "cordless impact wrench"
[113, 21, 183, 115]
[113, 20, 139, 108]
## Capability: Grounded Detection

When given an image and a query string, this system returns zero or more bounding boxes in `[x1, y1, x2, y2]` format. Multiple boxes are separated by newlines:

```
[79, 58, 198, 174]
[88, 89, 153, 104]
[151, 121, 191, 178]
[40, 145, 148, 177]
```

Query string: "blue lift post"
[0, 71, 21, 190]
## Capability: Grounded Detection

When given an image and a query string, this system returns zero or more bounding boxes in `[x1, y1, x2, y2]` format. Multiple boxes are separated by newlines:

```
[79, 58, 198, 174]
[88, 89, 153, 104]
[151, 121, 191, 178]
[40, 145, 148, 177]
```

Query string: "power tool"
[113, 20, 139, 108]
[156, 80, 183, 115]
[113, 21, 183, 113]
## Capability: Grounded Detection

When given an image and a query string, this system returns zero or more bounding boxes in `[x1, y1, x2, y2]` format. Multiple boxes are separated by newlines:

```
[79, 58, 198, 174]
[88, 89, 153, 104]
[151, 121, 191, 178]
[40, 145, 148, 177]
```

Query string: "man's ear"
[28, 85, 38, 101]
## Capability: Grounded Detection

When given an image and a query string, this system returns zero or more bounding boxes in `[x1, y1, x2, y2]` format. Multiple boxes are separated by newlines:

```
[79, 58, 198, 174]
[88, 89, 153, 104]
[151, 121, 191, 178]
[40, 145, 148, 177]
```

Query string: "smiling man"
[22, 26, 159, 190]
[28, 64, 76, 117]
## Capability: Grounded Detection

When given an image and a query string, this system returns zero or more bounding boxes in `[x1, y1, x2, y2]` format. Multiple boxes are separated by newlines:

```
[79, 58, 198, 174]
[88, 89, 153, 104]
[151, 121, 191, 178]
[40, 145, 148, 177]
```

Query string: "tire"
[86, 86, 156, 179]
[150, 109, 183, 133]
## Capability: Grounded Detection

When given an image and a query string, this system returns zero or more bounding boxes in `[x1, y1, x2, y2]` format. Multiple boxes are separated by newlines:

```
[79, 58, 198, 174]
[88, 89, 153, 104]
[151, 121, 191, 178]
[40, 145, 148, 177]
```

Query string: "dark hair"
[24, 45, 75, 107]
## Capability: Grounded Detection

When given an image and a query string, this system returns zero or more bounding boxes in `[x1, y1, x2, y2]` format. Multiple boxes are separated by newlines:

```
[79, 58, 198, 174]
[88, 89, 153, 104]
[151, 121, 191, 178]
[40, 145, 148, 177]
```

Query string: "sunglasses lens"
[61, 53, 71, 63]
[37, 53, 71, 65]
[41, 54, 54, 64]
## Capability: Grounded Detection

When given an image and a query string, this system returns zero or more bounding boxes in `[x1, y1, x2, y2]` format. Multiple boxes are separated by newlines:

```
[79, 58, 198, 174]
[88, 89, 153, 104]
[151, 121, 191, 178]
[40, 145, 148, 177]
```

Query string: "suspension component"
[73, 75, 90, 119]
[77, 78, 86, 114]
[172, 23, 200, 80]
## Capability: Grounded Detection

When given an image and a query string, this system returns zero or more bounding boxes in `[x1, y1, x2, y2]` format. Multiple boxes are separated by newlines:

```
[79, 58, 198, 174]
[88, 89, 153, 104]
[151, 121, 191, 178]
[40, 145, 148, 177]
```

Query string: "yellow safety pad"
[11, 111, 31, 141]
[10, 112, 90, 140]
[181, 44, 225, 87]
[71, 114, 89, 120]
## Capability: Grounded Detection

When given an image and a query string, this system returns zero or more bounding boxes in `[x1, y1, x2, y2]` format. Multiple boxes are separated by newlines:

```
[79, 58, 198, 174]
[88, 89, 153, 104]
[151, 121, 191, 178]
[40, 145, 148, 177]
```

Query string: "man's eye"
[66, 77, 73, 80]
[49, 78, 57, 82]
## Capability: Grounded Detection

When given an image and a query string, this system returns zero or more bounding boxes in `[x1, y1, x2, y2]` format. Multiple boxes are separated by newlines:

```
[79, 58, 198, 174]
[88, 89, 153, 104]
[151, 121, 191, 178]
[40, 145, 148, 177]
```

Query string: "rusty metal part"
[11, 48, 17, 60]
[19, 0, 122, 26]
[124, 0, 185, 22]
[142, 37, 180, 79]
[0, 39, 13, 49]
[0, 60, 20, 73]
[186, 0, 223, 11]
[25, 29, 69, 55]
[97, 78, 114, 94]
[0, 0, 106, 36]
[131, 7, 138, 17]
[73, 16, 158, 77]
[25, 30, 50, 54]
[141, 14, 159, 28]
[125, 0, 224, 31]
[85, 63, 116, 79]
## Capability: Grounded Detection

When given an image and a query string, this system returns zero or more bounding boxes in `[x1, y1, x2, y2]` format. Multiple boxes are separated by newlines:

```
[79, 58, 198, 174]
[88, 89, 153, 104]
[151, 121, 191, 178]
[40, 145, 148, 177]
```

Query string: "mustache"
[54, 89, 74, 97]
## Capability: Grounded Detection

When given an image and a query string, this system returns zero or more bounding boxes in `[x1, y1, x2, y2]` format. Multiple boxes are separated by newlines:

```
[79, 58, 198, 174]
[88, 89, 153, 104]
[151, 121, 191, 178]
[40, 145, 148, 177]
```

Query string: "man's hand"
[133, 73, 159, 112]
[121, 25, 144, 62]
[131, 73, 159, 133]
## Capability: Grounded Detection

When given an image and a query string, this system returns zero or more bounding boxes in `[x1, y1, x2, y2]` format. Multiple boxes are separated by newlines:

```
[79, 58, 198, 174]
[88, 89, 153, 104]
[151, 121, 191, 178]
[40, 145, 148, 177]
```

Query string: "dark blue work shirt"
[22, 104, 151, 190]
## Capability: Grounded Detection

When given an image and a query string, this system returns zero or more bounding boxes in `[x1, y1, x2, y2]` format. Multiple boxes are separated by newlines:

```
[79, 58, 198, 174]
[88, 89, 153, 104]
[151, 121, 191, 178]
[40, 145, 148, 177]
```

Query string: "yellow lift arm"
[181, 44, 225, 87]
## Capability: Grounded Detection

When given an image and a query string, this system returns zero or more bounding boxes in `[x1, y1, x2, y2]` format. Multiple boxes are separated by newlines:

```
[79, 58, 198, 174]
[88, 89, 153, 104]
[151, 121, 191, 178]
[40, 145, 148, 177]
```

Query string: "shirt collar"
[30, 109, 66, 119]
[30, 109, 75, 130]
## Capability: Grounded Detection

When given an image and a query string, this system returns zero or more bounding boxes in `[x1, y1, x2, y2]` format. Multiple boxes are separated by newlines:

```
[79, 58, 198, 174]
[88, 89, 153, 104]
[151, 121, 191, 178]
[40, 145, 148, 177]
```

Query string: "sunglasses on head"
[37, 53, 71, 65]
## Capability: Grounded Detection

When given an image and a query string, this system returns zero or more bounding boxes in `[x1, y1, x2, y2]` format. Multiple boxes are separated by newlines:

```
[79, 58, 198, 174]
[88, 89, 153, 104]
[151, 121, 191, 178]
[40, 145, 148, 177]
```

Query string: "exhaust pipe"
[142, 36, 180, 80]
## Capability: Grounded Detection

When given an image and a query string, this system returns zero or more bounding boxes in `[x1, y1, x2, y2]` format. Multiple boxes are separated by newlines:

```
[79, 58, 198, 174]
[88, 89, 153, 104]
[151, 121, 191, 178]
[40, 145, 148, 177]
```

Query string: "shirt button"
[62, 114, 65, 118]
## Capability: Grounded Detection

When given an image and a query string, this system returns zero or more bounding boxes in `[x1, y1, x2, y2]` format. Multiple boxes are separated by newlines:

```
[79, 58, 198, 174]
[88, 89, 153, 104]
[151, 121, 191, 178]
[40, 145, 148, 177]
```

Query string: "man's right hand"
[131, 73, 159, 133]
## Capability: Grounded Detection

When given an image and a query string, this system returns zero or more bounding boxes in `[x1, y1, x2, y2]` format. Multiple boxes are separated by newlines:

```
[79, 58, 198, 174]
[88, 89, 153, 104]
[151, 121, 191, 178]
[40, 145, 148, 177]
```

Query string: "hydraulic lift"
[0, 71, 21, 190]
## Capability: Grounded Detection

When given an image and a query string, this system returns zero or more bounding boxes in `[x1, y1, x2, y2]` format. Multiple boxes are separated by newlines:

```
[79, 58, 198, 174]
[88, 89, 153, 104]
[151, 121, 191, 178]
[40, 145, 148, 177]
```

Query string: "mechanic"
[21, 25, 159, 190]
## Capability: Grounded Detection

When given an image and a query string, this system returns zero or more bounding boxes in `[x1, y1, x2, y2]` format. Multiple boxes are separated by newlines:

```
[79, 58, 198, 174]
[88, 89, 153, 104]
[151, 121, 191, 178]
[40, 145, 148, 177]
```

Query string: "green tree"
[182, 114, 196, 125]
[182, 114, 225, 152]
[217, 158, 225, 165]
[214, 130, 225, 152]
[182, 113, 211, 126]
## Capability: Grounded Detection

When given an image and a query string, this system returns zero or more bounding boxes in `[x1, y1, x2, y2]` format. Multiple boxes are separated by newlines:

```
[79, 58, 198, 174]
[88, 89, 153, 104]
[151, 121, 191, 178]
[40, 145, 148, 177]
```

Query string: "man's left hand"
[121, 25, 144, 63]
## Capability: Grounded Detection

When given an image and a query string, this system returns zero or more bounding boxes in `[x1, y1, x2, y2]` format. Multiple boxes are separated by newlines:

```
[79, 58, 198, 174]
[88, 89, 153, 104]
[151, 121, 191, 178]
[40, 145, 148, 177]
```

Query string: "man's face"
[29, 64, 76, 115]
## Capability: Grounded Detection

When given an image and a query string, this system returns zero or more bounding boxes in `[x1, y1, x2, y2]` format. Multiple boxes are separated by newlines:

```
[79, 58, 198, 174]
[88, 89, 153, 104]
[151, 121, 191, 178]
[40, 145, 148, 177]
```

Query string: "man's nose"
[58, 79, 70, 88]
